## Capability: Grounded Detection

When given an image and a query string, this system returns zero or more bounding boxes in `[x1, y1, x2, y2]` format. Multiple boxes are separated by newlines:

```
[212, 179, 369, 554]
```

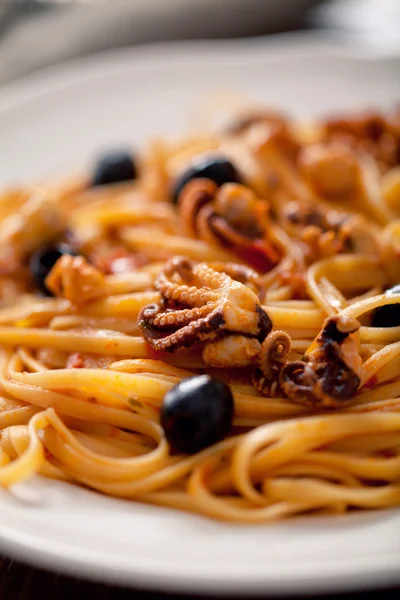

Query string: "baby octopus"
[46, 254, 111, 304]
[178, 180, 281, 273]
[283, 200, 378, 261]
[253, 314, 363, 408]
[322, 110, 400, 173]
[138, 257, 272, 367]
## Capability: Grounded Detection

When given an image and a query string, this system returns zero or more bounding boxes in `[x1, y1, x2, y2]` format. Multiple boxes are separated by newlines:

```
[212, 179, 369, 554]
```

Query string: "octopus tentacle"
[209, 262, 265, 300]
[178, 180, 281, 273]
[162, 256, 195, 281]
[252, 331, 291, 396]
[149, 304, 217, 329]
[279, 361, 319, 405]
[156, 261, 220, 306]
[142, 307, 224, 352]
[208, 214, 280, 274]
[193, 263, 229, 290]
[194, 204, 221, 248]
[157, 277, 214, 307]
[179, 178, 218, 238]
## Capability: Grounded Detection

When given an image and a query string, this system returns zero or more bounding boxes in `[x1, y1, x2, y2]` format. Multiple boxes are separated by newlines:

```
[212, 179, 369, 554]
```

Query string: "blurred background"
[0, 0, 399, 86]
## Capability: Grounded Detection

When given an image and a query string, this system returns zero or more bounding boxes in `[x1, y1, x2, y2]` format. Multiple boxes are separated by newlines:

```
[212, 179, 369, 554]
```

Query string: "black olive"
[91, 151, 136, 186]
[172, 156, 241, 204]
[29, 244, 77, 296]
[371, 285, 400, 328]
[161, 375, 234, 454]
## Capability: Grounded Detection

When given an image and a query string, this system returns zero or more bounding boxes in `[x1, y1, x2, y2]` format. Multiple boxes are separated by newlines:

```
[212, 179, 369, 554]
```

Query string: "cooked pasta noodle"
[0, 106, 400, 522]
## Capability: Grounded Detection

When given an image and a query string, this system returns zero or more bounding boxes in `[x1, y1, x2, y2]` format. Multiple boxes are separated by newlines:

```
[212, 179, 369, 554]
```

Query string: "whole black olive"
[161, 375, 234, 454]
[29, 244, 76, 296]
[172, 156, 241, 204]
[371, 285, 400, 328]
[92, 151, 136, 186]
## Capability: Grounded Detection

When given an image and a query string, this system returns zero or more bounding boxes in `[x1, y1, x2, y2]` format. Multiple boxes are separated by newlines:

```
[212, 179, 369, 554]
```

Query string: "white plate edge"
[0, 31, 399, 115]
[0, 516, 399, 595]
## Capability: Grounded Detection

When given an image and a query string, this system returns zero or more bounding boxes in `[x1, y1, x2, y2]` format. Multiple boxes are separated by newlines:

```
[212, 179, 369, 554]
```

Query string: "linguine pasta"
[1, 107, 400, 522]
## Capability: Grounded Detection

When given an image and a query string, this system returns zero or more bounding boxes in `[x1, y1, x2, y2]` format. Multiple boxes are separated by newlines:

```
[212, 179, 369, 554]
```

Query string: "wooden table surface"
[1, 555, 399, 600]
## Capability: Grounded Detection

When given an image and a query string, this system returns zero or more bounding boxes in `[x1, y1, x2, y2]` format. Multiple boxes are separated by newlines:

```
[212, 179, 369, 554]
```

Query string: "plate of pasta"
[0, 33, 400, 595]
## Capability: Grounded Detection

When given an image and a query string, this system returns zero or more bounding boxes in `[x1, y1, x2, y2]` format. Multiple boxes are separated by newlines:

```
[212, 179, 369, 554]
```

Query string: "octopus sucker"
[138, 257, 273, 364]
[254, 315, 363, 408]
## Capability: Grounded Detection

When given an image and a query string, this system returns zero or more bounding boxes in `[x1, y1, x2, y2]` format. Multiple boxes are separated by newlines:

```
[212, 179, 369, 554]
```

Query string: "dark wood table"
[1, 555, 399, 600]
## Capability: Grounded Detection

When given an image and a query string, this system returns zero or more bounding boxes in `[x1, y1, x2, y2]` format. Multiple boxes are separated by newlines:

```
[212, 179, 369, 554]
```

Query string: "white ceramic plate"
[0, 34, 400, 595]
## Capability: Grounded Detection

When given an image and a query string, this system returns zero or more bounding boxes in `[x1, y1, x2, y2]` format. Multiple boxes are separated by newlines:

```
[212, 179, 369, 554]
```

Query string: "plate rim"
[0, 30, 399, 115]
[0, 502, 399, 595]
[0, 32, 399, 595]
